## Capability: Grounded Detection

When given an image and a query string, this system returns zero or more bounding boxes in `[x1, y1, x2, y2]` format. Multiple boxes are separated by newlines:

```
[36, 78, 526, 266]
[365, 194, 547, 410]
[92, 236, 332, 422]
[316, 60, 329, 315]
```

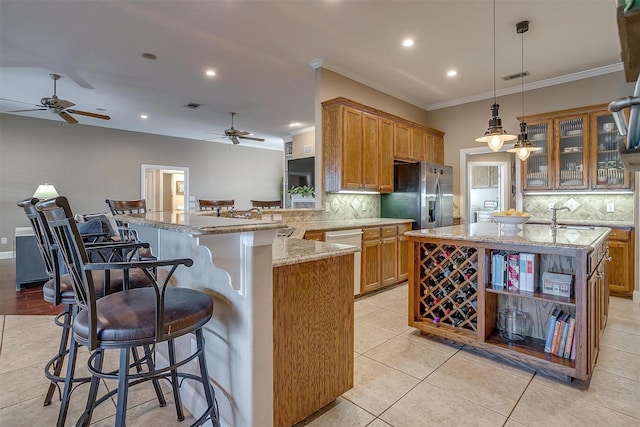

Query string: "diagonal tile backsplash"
[523, 194, 634, 222]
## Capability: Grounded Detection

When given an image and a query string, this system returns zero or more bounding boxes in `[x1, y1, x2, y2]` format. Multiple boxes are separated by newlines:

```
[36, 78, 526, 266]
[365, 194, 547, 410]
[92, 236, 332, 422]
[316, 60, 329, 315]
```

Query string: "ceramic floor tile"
[604, 316, 640, 336]
[457, 346, 536, 380]
[364, 335, 453, 380]
[400, 328, 464, 354]
[354, 321, 397, 354]
[354, 300, 381, 319]
[510, 380, 639, 427]
[584, 369, 640, 419]
[356, 308, 411, 335]
[358, 287, 406, 309]
[607, 297, 640, 321]
[342, 356, 419, 416]
[379, 381, 507, 427]
[382, 298, 408, 317]
[601, 329, 640, 355]
[367, 419, 392, 427]
[91, 397, 195, 427]
[294, 396, 375, 426]
[0, 338, 61, 374]
[0, 362, 50, 409]
[424, 352, 531, 416]
[0, 315, 5, 346]
[595, 346, 640, 381]
[504, 419, 527, 427]
[1, 315, 58, 348]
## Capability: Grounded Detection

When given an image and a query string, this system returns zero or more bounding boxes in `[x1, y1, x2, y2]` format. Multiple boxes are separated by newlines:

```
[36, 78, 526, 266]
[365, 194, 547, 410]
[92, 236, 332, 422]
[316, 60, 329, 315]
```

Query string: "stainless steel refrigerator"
[380, 162, 454, 229]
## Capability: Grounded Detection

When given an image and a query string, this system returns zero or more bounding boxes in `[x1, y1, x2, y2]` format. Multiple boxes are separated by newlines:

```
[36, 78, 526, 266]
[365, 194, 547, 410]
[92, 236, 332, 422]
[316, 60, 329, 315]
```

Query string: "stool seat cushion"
[73, 287, 213, 344]
[42, 269, 175, 305]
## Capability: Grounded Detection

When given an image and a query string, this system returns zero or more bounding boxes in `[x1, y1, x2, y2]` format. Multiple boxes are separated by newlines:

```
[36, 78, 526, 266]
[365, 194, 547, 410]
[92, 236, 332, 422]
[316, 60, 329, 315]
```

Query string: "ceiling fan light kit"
[219, 112, 265, 145]
[476, 0, 516, 151]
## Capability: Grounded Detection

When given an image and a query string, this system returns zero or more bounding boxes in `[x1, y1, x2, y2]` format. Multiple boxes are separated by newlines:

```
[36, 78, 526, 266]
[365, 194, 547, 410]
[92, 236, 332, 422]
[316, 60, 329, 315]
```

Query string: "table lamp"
[33, 183, 59, 199]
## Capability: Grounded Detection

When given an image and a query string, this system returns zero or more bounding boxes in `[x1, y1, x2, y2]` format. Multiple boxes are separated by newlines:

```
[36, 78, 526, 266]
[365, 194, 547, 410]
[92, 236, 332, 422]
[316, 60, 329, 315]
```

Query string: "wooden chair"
[198, 199, 235, 211]
[105, 198, 147, 216]
[250, 199, 282, 209]
[37, 196, 220, 427]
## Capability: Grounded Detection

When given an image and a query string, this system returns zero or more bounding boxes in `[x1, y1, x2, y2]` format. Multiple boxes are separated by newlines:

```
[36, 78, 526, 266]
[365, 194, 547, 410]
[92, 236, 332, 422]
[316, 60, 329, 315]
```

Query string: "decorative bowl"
[492, 214, 530, 230]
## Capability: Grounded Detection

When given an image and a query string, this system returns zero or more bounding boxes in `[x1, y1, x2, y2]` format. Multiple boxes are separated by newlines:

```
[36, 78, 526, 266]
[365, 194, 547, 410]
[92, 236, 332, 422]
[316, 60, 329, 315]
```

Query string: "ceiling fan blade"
[0, 98, 41, 107]
[67, 109, 111, 120]
[7, 108, 47, 113]
[51, 99, 75, 109]
[238, 135, 265, 142]
[58, 111, 78, 124]
[230, 136, 240, 145]
[236, 130, 251, 136]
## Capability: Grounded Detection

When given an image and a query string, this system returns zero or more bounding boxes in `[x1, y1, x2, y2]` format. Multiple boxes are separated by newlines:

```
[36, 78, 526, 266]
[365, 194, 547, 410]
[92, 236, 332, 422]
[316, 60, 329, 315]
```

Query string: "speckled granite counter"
[406, 222, 610, 250]
[528, 217, 634, 229]
[116, 211, 282, 235]
[271, 237, 359, 267]
[286, 217, 414, 235]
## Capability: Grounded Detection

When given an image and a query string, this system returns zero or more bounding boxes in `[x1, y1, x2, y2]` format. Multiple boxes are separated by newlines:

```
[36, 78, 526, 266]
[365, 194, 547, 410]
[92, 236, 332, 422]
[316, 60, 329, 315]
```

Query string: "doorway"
[140, 164, 189, 212]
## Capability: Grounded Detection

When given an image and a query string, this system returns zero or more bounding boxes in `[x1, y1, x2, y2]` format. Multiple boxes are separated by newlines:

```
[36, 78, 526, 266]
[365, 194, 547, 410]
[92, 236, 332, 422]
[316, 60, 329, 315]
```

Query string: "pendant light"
[476, 0, 516, 151]
[507, 20, 541, 161]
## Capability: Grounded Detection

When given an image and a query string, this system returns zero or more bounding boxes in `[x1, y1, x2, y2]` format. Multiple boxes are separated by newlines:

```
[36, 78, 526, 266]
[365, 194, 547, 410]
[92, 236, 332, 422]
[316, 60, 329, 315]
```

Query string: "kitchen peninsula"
[406, 222, 610, 381]
[118, 211, 359, 427]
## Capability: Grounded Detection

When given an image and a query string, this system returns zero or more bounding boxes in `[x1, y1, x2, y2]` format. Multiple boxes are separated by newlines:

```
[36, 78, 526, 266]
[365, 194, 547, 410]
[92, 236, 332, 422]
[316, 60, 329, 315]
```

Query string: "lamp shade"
[33, 184, 59, 199]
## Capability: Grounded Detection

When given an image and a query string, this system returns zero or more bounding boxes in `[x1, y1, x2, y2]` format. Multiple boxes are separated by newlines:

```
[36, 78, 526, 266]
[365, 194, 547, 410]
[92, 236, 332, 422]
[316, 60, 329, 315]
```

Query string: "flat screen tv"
[287, 157, 315, 189]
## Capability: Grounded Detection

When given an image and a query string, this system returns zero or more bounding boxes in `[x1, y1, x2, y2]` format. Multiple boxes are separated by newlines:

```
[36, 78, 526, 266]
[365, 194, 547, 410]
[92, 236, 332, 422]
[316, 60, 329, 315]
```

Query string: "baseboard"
[633, 290, 640, 304]
[0, 251, 14, 260]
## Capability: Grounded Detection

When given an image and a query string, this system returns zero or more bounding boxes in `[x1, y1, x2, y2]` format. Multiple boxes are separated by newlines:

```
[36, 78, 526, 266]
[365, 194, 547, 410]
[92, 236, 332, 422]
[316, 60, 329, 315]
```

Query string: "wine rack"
[417, 242, 478, 333]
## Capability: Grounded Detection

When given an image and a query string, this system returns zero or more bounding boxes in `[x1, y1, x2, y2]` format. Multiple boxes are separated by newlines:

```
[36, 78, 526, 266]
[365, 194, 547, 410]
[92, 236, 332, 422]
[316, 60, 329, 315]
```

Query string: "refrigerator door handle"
[435, 178, 442, 227]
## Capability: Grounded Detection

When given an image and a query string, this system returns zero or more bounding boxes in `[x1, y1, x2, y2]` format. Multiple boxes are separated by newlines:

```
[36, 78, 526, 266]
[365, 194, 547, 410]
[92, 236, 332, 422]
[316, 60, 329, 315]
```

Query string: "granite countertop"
[528, 217, 634, 228]
[272, 237, 359, 267]
[405, 222, 610, 250]
[116, 211, 282, 235]
[287, 217, 414, 235]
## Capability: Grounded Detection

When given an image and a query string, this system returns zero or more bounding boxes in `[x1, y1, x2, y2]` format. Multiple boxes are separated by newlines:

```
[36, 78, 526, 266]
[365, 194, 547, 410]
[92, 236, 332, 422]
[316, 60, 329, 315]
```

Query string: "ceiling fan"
[1, 73, 110, 124]
[207, 112, 265, 145]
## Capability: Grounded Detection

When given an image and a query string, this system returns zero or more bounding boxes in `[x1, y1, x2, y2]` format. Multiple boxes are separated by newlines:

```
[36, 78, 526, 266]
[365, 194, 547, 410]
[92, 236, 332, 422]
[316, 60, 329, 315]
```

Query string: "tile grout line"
[500, 371, 537, 426]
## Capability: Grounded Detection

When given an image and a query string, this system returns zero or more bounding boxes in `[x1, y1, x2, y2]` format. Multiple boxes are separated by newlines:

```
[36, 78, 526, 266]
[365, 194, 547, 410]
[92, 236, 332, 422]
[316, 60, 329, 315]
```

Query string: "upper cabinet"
[522, 104, 633, 192]
[323, 97, 445, 193]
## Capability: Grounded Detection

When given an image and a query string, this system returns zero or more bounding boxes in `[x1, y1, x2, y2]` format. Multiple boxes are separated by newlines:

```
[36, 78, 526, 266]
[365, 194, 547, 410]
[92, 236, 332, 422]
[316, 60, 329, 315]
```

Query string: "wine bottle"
[442, 300, 454, 316]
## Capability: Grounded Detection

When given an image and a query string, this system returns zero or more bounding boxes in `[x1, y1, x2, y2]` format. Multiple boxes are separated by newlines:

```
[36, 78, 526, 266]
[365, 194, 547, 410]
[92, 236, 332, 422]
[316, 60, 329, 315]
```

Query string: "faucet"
[550, 206, 570, 229]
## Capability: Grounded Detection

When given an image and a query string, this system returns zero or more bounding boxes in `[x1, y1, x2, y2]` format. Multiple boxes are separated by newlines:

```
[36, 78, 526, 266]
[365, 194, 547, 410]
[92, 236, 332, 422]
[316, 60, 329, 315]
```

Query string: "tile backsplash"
[523, 194, 634, 222]
[275, 193, 380, 223]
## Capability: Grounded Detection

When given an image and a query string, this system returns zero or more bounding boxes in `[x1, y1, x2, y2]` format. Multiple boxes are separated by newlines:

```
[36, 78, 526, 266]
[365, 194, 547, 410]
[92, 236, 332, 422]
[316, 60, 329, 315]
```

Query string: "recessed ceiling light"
[447, 70, 457, 77]
[402, 39, 414, 47]
[140, 114, 148, 119]
[205, 69, 216, 77]
[289, 122, 302, 127]
[141, 53, 157, 60]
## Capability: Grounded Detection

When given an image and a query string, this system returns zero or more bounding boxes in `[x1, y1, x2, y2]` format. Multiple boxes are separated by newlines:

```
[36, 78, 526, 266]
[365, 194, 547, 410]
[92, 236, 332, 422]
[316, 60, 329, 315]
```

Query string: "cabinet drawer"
[608, 228, 631, 242]
[381, 226, 397, 238]
[588, 242, 609, 275]
[398, 223, 412, 234]
[362, 227, 381, 240]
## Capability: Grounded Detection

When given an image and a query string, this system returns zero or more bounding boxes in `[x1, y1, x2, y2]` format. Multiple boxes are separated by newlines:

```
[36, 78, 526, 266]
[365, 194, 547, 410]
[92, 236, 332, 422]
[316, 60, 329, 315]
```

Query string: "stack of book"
[543, 308, 577, 360]
[491, 251, 537, 292]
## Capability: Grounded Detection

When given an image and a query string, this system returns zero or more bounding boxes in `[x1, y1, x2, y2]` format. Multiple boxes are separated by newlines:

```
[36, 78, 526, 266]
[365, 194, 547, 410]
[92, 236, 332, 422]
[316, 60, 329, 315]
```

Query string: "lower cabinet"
[381, 227, 398, 286]
[361, 227, 382, 293]
[361, 225, 410, 294]
[606, 228, 634, 298]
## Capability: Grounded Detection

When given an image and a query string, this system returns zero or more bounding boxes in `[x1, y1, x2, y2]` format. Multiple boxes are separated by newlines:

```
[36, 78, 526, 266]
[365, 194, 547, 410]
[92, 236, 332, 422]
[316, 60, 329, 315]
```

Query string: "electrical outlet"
[606, 203, 615, 212]
[548, 202, 555, 211]
[361, 202, 367, 211]
[0, 237, 6, 245]
[325, 202, 331, 212]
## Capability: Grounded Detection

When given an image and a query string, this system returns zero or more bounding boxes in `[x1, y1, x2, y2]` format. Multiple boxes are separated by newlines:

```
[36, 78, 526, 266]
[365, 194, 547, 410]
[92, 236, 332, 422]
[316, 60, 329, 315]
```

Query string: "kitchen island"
[119, 212, 359, 427]
[406, 222, 610, 381]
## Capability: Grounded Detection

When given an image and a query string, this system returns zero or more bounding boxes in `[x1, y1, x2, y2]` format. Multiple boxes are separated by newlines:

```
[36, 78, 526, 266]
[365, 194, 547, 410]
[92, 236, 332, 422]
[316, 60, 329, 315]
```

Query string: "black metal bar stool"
[38, 196, 220, 427]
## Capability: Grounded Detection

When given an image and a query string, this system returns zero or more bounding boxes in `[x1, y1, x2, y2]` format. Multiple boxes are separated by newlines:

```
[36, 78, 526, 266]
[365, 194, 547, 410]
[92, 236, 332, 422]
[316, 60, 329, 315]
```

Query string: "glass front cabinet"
[522, 104, 633, 192]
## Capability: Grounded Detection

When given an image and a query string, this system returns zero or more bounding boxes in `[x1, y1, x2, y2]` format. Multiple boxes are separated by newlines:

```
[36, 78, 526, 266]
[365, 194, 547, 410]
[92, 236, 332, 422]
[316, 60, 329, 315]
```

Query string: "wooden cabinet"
[523, 104, 633, 192]
[433, 134, 445, 164]
[607, 228, 635, 297]
[362, 112, 380, 190]
[397, 224, 411, 282]
[393, 122, 411, 161]
[361, 227, 382, 293]
[410, 128, 426, 161]
[304, 230, 324, 241]
[381, 226, 398, 286]
[379, 118, 394, 192]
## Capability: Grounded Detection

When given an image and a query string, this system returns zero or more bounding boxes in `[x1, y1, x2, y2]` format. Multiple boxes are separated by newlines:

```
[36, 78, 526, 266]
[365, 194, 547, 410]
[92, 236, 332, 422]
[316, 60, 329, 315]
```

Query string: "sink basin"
[557, 225, 594, 230]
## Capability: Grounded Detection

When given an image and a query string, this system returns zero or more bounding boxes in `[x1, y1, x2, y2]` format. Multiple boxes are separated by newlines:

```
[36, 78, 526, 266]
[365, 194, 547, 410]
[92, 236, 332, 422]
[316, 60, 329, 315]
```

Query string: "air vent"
[502, 71, 530, 81]
[183, 102, 202, 109]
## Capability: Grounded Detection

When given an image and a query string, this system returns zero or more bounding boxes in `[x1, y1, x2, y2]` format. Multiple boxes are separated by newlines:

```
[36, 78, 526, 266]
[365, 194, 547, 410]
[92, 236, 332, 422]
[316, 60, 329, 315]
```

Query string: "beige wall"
[291, 128, 315, 159]
[0, 114, 283, 253]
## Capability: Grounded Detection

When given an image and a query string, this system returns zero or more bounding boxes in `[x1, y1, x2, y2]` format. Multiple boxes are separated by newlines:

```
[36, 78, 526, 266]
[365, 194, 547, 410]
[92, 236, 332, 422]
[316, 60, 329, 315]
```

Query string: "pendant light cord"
[521, 24, 525, 120]
[493, 0, 496, 106]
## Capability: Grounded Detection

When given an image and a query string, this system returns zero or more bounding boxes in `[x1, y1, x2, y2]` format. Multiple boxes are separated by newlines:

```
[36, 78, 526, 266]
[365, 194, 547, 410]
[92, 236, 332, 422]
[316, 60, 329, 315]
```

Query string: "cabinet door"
[379, 118, 394, 193]
[607, 229, 633, 297]
[410, 128, 425, 161]
[590, 110, 633, 189]
[304, 230, 324, 241]
[394, 122, 411, 161]
[381, 237, 398, 286]
[424, 132, 435, 163]
[342, 106, 363, 189]
[397, 232, 409, 282]
[362, 112, 379, 190]
[361, 239, 381, 293]
[434, 134, 445, 164]
[523, 120, 553, 190]
[555, 114, 589, 190]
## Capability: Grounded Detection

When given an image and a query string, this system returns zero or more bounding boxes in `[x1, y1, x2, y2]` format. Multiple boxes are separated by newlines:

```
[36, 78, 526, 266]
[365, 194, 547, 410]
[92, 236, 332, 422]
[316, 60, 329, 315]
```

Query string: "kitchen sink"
[557, 225, 595, 230]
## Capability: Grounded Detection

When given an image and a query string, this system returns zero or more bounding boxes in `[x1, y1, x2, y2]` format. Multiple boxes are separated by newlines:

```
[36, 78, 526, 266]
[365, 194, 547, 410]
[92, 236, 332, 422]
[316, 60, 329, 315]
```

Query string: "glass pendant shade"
[508, 121, 541, 161]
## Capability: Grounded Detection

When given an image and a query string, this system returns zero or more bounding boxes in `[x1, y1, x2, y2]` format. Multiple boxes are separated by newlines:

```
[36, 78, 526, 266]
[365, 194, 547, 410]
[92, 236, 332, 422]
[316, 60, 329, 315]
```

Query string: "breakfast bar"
[406, 222, 611, 381]
[119, 212, 358, 427]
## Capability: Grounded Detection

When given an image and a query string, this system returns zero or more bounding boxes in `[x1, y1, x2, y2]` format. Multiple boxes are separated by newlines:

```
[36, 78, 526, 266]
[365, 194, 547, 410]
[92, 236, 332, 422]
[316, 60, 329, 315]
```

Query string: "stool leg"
[167, 339, 185, 421]
[195, 328, 220, 427]
[56, 305, 80, 427]
[141, 344, 167, 407]
[115, 347, 131, 426]
[77, 348, 104, 427]
[44, 303, 73, 406]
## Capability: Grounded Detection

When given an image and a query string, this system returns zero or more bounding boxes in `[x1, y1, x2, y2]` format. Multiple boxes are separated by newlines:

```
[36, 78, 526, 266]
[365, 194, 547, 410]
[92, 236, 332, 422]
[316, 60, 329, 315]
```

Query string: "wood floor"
[0, 258, 62, 315]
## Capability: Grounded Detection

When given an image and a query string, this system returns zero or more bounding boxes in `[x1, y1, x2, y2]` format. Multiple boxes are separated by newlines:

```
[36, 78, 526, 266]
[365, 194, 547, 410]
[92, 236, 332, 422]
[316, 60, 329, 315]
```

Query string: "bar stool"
[38, 196, 220, 427]
[18, 198, 170, 427]
[198, 199, 235, 214]
[250, 199, 282, 209]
